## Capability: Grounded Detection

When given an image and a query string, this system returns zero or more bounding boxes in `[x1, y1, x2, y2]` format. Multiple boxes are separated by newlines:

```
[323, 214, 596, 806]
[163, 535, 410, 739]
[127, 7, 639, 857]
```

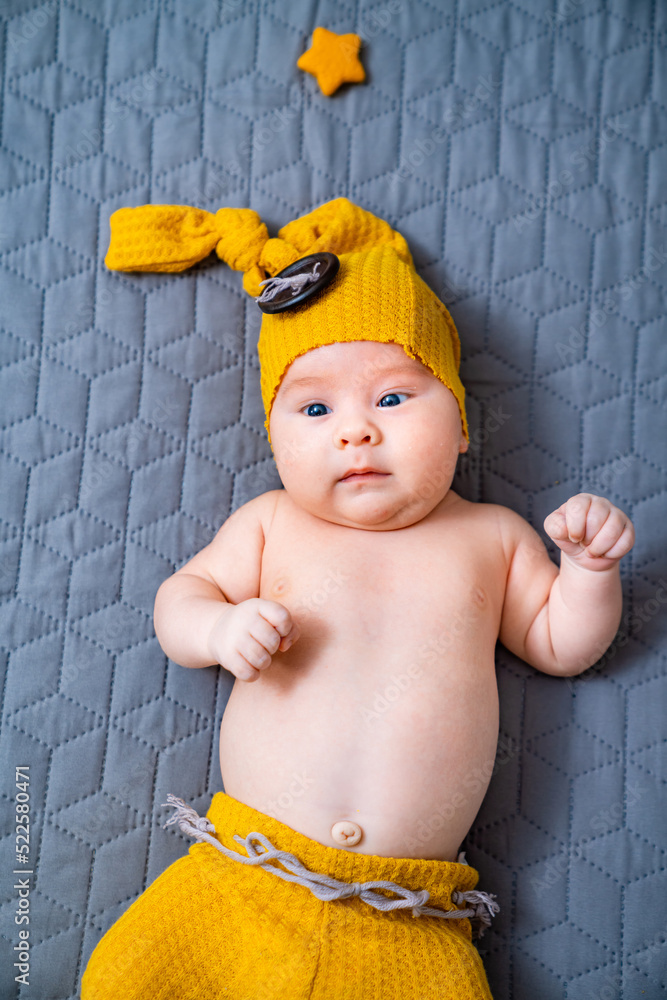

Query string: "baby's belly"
[218, 642, 499, 862]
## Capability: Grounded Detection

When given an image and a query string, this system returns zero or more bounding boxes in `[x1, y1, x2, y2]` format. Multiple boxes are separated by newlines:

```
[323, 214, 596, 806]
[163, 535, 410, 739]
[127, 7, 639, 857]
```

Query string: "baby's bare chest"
[259, 500, 505, 658]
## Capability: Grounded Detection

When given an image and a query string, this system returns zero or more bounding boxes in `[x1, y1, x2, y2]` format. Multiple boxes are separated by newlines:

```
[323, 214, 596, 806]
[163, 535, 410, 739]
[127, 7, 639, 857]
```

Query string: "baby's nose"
[336, 430, 373, 446]
[334, 414, 381, 448]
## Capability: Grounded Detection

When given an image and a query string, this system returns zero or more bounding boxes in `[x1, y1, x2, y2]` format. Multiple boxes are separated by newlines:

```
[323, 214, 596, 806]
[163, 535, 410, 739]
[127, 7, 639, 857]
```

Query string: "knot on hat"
[213, 210, 300, 296]
[212, 206, 269, 276]
[104, 204, 301, 295]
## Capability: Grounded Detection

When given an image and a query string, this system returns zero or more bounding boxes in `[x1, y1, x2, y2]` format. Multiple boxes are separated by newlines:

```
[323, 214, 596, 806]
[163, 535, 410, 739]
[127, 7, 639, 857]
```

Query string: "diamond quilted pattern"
[8, 692, 101, 747]
[29, 509, 118, 562]
[1, 2, 666, 998]
[115, 696, 207, 751]
[519, 919, 613, 980]
[11, 59, 99, 111]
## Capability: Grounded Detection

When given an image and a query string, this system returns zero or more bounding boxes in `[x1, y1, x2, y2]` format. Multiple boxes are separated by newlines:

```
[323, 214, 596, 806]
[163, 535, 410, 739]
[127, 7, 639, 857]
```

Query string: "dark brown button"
[256, 252, 340, 314]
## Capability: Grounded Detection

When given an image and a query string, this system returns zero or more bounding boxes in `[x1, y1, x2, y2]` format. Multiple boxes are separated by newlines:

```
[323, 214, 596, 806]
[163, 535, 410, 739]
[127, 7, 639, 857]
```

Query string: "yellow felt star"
[297, 26, 365, 97]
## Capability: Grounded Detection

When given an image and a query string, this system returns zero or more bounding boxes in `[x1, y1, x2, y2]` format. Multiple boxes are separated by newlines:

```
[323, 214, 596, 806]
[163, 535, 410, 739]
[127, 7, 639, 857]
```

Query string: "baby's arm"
[499, 493, 635, 676]
[153, 491, 299, 680]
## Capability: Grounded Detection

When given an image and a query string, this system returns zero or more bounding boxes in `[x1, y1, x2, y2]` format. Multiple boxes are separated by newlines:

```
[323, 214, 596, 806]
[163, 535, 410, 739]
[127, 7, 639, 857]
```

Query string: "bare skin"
[154, 341, 635, 862]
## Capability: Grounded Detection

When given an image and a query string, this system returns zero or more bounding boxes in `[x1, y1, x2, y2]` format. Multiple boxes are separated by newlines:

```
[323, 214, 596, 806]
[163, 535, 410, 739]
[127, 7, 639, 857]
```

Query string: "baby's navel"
[331, 820, 363, 847]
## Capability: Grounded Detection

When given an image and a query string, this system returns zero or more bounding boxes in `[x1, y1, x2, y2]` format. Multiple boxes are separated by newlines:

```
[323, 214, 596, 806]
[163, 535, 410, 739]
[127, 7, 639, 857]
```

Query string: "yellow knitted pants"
[82, 791, 494, 999]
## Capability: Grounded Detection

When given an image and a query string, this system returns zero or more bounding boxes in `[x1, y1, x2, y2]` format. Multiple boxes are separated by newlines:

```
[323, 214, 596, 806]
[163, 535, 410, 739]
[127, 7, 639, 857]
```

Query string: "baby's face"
[268, 340, 468, 530]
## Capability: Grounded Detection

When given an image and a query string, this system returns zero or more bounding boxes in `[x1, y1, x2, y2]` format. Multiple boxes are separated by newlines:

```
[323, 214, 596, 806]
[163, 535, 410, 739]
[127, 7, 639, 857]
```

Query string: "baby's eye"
[379, 392, 409, 408]
[303, 402, 331, 417]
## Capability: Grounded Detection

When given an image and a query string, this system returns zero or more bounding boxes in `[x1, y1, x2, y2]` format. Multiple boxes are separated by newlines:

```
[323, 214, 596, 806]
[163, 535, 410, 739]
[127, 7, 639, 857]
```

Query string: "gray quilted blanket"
[1, 1, 666, 998]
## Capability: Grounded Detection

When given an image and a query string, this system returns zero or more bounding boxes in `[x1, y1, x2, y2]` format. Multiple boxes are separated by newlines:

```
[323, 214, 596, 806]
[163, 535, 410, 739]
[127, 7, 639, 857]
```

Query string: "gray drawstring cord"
[257, 263, 321, 302]
[162, 795, 499, 938]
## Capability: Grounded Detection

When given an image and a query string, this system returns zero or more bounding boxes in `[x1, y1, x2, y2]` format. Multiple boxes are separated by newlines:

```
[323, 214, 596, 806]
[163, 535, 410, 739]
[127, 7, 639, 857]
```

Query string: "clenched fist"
[207, 598, 301, 682]
[544, 493, 635, 572]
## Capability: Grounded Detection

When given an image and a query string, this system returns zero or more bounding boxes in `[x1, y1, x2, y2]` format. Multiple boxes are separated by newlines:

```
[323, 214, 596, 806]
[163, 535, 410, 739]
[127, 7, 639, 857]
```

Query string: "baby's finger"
[580, 499, 614, 548]
[227, 651, 261, 682]
[278, 621, 300, 652]
[543, 508, 568, 540]
[240, 634, 275, 670]
[258, 598, 295, 639]
[563, 493, 594, 543]
[583, 508, 624, 557]
[594, 519, 635, 560]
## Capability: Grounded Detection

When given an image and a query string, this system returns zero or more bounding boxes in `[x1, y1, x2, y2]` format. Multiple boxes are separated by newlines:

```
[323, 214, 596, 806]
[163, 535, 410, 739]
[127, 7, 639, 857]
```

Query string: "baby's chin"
[292, 490, 448, 531]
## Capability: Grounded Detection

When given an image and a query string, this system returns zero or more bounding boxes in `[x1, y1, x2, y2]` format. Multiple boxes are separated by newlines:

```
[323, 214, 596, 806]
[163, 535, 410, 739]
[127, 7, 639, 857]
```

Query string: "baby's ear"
[459, 433, 469, 454]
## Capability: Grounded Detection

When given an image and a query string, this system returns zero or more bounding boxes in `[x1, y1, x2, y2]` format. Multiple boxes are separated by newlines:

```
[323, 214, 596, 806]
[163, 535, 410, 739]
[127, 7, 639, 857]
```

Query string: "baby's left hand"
[543, 493, 635, 571]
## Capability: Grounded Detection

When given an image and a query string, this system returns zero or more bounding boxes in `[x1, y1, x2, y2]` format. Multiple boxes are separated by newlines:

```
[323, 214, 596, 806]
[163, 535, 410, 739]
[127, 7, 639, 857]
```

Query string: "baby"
[82, 198, 634, 1000]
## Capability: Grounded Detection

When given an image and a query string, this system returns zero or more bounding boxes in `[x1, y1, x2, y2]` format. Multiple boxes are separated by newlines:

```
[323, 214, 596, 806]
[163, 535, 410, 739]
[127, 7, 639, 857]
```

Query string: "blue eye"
[304, 402, 330, 417]
[302, 393, 409, 417]
[379, 392, 408, 407]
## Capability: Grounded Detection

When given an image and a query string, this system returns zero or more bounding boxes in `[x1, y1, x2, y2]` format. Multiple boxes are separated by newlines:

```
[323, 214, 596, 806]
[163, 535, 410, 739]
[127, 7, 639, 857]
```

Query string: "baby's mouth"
[339, 470, 389, 482]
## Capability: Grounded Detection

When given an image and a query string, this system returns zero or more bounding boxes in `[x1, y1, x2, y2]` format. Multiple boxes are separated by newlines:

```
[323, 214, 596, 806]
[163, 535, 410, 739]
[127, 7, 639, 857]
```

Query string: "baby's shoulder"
[446, 491, 524, 526]
[445, 492, 538, 550]
[227, 489, 283, 538]
[227, 489, 282, 515]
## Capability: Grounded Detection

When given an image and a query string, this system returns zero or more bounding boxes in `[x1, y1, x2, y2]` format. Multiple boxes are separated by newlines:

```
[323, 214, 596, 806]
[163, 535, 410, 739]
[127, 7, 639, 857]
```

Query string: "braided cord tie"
[162, 795, 499, 938]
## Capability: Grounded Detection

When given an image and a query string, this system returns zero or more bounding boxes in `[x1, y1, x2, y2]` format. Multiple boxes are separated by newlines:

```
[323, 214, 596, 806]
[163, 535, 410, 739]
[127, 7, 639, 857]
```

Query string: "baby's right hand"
[207, 598, 300, 682]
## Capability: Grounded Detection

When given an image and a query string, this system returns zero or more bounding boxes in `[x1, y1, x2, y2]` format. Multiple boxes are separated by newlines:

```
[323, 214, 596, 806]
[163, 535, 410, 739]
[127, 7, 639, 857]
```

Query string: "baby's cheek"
[426, 434, 460, 472]
[408, 449, 457, 504]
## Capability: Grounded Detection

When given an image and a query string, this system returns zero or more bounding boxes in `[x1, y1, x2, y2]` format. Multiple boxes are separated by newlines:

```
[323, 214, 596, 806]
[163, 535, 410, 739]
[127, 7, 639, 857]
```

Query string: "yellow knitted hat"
[105, 198, 468, 446]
